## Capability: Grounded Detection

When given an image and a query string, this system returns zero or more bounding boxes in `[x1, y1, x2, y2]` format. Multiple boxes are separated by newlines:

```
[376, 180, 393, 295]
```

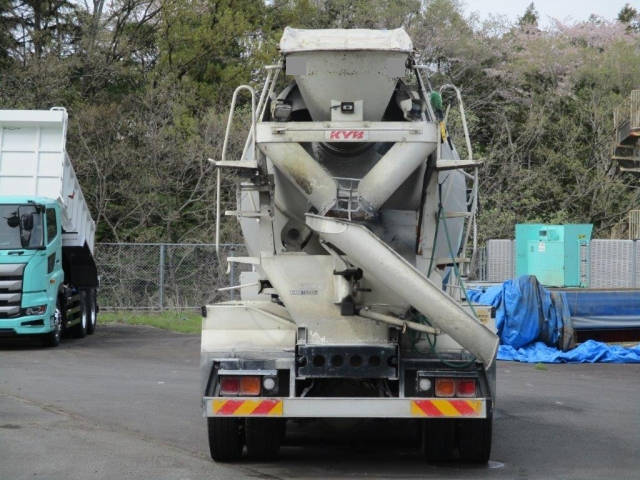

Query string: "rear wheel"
[245, 418, 283, 461]
[457, 413, 492, 463]
[71, 291, 87, 338]
[207, 418, 243, 462]
[86, 289, 97, 335]
[422, 419, 456, 462]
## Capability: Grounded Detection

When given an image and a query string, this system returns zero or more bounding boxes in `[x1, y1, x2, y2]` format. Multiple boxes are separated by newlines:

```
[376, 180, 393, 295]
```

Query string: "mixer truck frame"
[0, 109, 99, 346]
[201, 28, 498, 463]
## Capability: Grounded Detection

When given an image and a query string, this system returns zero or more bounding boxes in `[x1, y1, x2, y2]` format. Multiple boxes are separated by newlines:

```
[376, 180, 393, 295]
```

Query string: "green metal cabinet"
[515, 224, 592, 287]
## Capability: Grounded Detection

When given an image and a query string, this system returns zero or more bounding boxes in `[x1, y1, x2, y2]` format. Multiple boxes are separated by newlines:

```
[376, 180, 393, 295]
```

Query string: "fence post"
[159, 244, 165, 310]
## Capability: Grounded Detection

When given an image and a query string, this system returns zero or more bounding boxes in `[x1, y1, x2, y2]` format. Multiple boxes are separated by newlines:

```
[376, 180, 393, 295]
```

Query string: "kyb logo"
[326, 130, 367, 141]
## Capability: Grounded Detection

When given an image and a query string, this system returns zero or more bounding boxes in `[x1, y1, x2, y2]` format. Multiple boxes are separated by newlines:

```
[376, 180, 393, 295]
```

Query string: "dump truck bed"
[0, 108, 95, 253]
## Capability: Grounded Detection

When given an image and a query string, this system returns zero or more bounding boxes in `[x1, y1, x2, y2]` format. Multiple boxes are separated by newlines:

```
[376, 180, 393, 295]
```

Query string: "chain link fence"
[95, 243, 248, 310]
[480, 239, 640, 288]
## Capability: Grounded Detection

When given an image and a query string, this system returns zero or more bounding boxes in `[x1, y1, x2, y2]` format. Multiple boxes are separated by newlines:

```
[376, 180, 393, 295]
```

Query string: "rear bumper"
[203, 396, 488, 419]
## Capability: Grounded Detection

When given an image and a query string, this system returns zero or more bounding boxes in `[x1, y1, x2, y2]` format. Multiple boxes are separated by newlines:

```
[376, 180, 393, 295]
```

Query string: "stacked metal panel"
[589, 240, 635, 288]
[486, 239, 515, 282]
[484, 238, 640, 287]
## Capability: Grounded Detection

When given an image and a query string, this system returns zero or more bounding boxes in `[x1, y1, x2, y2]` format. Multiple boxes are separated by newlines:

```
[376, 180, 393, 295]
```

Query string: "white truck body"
[0, 108, 96, 253]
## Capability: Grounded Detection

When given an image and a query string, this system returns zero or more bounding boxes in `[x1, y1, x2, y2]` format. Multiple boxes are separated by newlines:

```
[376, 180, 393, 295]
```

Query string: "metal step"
[209, 159, 258, 169]
[435, 257, 470, 267]
[225, 210, 271, 218]
[613, 156, 640, 161]
[226, 257, 260, 266]
[436, 159, 483, 171]
[443, 211, 471, 219]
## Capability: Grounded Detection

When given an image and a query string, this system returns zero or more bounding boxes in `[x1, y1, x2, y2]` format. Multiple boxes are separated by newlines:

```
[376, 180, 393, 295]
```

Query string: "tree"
[518, 2, 538, 28]
[618, 3, 640, 32]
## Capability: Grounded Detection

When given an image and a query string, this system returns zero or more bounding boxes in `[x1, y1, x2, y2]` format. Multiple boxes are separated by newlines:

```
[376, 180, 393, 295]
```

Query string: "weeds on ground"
[101, 311, 201, 334]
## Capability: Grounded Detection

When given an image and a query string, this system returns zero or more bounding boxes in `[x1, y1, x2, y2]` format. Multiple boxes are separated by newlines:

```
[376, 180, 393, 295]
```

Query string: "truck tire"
[43, 299, 62, 348]
[86, 289, 97, 335]
[422, 419, 456, 462]
[457, 413, 492, 463]
[207, 418, 243, 462]
[71, 291, 88, 338]
[245, 418, 283, 460]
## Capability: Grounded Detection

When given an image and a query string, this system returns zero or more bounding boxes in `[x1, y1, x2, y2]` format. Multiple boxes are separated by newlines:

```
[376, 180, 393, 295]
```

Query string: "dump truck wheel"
[207, 418, 243, 462]
[86, 289, 97, 335]
[457, 414, 492, 463]
[71, 291, 87, 338]
[245, 418, 283, 460]
[422, 419, 456, 462]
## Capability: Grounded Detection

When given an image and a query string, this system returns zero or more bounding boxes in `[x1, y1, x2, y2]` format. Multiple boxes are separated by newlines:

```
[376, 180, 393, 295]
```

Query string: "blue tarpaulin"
[467, 276, 640, 363]
[498, 341, 640, 363]
[467, 276, 571, 349]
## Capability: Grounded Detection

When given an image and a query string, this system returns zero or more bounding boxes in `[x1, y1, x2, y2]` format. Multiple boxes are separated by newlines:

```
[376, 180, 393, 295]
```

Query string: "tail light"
[456, 378, 476, 397]
[239, 376, 261, 396]
[434, 377, 477, 397]
[220, 376, 240, 395]
[435, 378, 455, 397]
[219, 375, 262, 396]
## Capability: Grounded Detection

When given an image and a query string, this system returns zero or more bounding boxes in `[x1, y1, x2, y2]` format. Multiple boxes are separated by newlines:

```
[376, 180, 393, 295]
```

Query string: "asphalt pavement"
[1, 323, 639, 480]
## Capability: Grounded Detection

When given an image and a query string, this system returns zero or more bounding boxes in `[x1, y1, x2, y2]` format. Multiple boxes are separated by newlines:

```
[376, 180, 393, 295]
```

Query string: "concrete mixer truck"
[201, 27, 499, 463]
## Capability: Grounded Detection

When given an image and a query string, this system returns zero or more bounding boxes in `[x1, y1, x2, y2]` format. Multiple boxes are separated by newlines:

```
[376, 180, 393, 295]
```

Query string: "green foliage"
[0, 0, 639, 244]
[518, 2, 539, 28]
[618, 3, 640, 32]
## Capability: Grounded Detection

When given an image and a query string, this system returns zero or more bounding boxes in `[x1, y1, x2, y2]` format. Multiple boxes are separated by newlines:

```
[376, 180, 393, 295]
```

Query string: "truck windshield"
[0, 205, 44, 250]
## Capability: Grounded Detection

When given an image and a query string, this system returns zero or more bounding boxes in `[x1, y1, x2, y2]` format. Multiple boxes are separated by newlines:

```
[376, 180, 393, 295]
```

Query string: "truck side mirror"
[20, 213, 34, 231]
[7, 214, 19, 228]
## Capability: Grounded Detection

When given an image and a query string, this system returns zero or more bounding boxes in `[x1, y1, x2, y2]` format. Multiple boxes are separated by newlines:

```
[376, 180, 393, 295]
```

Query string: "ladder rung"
[443, 211, 471, 219]
[613, 156, 640, 161]
[225, 210, 270, 218]
[436, 159, 483, 171]
[227, 256, 260, 265]
[210, 159, 258, 169]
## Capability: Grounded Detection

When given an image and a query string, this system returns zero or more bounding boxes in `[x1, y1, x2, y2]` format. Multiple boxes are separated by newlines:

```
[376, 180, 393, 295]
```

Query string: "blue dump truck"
[0, 108, 98, 346]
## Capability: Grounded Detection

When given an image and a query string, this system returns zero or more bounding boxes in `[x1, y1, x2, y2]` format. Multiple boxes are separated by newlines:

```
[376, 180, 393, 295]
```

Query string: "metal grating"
[486, 239, 514, 282]
[588, 240, 635, 288]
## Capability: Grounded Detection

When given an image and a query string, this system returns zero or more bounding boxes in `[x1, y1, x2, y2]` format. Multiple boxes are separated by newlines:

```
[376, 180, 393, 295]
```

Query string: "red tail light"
[456, 378, 476, 397]
[220, 376, 240, 395]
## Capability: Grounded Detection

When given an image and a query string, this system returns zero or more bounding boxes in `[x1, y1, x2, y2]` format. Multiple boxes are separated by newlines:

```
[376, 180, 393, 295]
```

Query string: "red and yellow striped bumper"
[212, 398, 283, 416]
[410, 399, 483, 417]
[206, 397, 487, 418]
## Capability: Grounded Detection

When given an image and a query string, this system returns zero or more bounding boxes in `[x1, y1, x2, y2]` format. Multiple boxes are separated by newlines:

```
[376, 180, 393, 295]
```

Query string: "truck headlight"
[24, 305, 47, 316]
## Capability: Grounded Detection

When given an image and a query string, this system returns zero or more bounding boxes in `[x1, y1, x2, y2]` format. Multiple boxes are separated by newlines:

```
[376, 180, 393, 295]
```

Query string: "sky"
[462, 0, 635, 27]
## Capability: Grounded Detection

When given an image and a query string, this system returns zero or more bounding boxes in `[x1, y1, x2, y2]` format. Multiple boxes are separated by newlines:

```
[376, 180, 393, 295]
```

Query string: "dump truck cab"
[0, 197, 62, 337]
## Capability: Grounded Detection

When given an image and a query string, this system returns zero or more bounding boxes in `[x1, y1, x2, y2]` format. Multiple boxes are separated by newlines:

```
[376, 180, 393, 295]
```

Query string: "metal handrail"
[439, 84, 478, 277]
[613, 90, 640, 143]
[216, 85, 256, 255]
